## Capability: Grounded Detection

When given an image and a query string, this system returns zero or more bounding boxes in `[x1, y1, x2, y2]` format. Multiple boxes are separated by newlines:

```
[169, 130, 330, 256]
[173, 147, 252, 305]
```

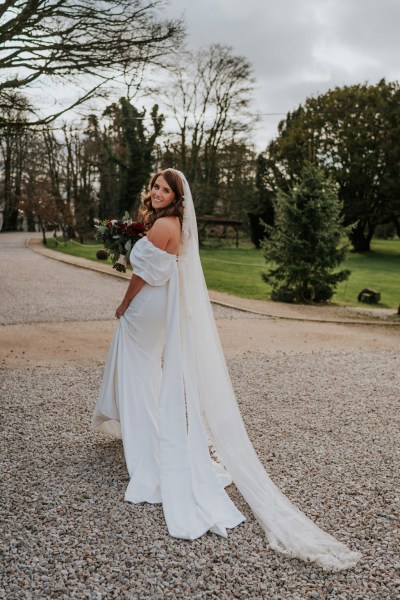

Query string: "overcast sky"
[165, 0, 400, 149]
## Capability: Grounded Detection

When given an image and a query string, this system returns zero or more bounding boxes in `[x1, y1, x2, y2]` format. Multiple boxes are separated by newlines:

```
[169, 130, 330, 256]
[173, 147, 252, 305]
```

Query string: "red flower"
[127, 221, 145, 236]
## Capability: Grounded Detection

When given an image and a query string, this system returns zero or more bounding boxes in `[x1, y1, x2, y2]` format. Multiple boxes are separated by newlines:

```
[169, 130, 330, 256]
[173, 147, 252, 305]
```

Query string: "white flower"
[116, 254, 127, 265]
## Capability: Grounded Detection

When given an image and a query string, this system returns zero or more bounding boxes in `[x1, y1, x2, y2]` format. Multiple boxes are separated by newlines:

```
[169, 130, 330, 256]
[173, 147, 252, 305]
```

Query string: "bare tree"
[0, 0, 183, 123]
[19, 135, 61, 243]
[161, 44, 255, 212]
[0, 93, 31, 229]
[62, 124, 99, 241]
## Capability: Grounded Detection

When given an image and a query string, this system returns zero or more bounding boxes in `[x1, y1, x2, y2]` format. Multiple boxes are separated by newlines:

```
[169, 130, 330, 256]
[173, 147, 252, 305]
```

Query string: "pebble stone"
[1, 350, 399, 599]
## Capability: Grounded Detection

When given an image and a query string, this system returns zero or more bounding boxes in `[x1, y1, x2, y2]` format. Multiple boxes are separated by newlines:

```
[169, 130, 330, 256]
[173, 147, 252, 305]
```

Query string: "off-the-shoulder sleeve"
[130, 237, 176, 286]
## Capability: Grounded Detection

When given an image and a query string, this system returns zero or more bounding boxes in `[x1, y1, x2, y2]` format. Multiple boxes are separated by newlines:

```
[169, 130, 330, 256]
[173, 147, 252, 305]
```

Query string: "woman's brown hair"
[138, 169, 184, 230]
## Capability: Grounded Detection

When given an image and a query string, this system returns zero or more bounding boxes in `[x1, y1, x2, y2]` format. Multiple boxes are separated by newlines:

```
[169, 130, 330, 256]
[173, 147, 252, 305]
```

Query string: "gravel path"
[1, 232, 399, 598]
[0, 233, 127, 325]
[1, 352, 399, 599]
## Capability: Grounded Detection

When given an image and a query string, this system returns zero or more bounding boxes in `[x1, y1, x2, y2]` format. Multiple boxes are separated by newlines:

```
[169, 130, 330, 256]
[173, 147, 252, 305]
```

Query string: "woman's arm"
[116, 219, 176, 319]
[115, 274, 146, 319]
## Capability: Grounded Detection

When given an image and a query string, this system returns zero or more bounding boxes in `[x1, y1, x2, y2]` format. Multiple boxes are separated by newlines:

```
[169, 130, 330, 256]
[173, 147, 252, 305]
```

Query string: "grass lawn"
[45, 237, 400, 309]
[46, 238, 113, 262]
[334, 240, 399, 308]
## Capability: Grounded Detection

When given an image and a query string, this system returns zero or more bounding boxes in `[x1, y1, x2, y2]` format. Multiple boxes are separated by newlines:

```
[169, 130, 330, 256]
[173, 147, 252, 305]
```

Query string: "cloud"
[168, 0, 400, 148]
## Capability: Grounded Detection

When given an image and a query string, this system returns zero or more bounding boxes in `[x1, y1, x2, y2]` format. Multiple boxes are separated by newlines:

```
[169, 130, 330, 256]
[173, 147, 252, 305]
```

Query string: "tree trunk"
[349, 220, 375, 252]
[41, 224, 47, 245]
[2, 134, 17, 231]
[26, 211, 36, 232]
[2, 208, 19, 231]
[392, 216, 400, 238]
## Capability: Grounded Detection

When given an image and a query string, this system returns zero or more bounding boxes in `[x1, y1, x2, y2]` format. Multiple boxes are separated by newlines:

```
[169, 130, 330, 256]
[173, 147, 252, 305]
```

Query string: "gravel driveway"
[1, 232, 399, 599]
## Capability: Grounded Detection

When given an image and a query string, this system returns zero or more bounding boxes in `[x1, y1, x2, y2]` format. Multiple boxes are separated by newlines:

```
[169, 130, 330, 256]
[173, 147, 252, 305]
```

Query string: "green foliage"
[247, 153, 275, 248]
[261, 165, 350, 303]
[98, 98, 164, 218]
[262, 80, 400, 252]
[96, 249, 109, 260]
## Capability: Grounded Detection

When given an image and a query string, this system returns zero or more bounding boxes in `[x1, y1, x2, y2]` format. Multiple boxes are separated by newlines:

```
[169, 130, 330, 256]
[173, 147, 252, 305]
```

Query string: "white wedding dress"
[91, 236, 246, 539]
[91, 169, 362, 571]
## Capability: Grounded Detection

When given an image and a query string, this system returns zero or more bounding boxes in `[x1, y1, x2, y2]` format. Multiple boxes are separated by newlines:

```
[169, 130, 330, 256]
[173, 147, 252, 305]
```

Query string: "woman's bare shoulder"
[147, 217, 180, 251]
[150, 216, 178, 231]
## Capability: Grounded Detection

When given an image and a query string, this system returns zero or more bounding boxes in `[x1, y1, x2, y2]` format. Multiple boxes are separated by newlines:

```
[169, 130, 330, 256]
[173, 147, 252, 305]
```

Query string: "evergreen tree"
[118, 99, 164, 215]
[262, 165, 350, 303]
[101, 98, 164, 216]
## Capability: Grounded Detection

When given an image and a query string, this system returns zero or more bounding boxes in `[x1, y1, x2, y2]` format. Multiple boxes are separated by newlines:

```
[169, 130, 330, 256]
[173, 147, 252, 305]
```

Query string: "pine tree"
[262, 165, 350, 303]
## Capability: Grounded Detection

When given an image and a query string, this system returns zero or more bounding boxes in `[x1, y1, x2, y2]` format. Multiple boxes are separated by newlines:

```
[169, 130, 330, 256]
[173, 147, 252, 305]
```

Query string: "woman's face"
[151, 175, 175, 210]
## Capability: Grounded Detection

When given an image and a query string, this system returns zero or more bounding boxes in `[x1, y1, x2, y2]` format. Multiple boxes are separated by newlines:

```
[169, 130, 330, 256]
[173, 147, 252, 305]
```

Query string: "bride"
[91, 168, 362, 571]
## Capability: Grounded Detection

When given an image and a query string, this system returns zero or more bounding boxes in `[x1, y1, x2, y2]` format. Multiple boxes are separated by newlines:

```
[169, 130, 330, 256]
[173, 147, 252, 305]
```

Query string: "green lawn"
[334, 240, 400, 308]
[46, 238, 113, 262]
[45, 237, 400, 309]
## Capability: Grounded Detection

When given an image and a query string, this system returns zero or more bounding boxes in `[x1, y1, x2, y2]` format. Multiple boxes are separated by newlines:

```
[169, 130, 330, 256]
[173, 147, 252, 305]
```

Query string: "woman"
[91, 169, 362, 570]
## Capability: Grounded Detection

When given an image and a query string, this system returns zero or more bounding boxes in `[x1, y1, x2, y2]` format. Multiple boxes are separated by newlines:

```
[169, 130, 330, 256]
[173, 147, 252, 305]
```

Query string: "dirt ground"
[1, 316, 399, 370]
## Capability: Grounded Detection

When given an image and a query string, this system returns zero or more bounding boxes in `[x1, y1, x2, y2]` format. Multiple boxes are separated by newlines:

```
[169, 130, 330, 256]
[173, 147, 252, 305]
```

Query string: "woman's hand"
[115, 299, 129, 319]
[115, 274, 146, 319]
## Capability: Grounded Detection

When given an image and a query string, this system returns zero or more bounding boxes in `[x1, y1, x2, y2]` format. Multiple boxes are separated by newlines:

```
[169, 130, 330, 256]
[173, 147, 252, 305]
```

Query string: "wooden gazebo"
[197, 215, 243, 247]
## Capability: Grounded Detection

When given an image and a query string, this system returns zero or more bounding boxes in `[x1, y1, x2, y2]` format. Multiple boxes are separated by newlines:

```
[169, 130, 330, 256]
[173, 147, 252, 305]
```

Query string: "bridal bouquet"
[94, 211, 146, 272]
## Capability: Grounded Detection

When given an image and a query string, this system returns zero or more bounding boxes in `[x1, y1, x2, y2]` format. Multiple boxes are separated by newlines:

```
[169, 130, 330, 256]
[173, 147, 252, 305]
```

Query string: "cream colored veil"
[172, 168, 361, 571]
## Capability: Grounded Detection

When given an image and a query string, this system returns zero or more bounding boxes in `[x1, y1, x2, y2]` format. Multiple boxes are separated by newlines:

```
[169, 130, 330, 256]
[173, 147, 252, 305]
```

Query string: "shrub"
[96, 249, 109, 260]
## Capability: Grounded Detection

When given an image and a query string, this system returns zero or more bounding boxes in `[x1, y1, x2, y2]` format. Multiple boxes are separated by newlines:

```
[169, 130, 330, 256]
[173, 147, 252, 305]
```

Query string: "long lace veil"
[172, 169, 361, 571]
